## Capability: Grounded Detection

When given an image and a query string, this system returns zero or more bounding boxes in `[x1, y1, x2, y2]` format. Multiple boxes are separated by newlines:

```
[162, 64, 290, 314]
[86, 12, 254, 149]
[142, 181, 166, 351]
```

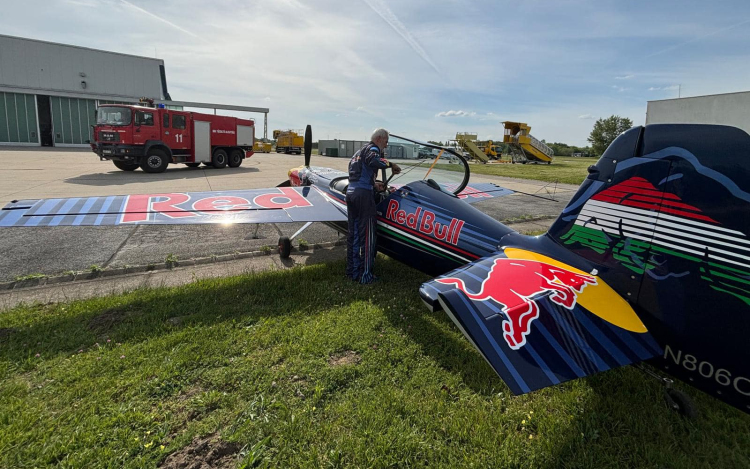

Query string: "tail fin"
[542, 123, 750, 412]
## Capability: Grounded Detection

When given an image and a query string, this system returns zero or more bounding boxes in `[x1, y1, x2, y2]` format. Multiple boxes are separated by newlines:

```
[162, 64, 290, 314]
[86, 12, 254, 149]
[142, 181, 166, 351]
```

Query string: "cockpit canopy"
[385, 134, 470, 195]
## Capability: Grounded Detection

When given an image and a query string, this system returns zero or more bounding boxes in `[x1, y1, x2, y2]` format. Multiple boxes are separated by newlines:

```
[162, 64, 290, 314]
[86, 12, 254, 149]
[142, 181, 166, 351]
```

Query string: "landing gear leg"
[636, 363, 697, 418]
[277, 222, 314, 259]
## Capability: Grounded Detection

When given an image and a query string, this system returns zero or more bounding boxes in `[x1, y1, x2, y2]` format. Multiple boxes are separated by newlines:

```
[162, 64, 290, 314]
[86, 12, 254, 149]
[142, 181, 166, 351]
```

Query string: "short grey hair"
[371, 128, 389, 143]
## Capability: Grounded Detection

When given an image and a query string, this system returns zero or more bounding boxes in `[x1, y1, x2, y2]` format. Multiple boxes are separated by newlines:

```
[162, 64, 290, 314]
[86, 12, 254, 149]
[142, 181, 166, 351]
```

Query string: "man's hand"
[391, 163, 402, 174]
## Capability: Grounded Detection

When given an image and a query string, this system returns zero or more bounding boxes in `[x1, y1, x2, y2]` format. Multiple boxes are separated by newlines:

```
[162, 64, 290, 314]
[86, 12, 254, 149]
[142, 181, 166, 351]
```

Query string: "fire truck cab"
[91, 104, 255, 173]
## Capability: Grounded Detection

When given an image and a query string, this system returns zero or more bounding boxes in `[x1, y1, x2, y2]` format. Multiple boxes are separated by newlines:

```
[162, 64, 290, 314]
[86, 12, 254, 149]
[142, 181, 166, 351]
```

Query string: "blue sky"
[2, 0, 749, 145]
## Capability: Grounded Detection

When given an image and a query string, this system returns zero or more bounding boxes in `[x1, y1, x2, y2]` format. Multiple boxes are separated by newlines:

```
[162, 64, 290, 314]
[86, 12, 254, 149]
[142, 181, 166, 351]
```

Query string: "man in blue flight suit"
[346, 128, 401, 284]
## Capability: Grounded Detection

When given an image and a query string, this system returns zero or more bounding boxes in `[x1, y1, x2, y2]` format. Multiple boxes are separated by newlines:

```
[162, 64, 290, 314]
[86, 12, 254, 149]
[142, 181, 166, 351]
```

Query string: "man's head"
[371, 128, 389, 151]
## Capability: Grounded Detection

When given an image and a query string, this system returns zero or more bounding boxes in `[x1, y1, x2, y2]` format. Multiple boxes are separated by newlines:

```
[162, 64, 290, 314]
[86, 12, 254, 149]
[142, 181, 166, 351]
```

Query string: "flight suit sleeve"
[365, 147, 391, 170]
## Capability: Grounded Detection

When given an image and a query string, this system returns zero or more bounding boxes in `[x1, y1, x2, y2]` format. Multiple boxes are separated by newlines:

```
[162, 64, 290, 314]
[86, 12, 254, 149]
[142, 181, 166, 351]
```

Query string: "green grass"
[436, 156, 596, 185]
[1, 257, 749, 468]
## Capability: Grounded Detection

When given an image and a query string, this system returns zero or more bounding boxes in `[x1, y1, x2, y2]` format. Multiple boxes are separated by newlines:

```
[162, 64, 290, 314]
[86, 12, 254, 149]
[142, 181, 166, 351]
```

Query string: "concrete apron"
[0, 218, 555, 311]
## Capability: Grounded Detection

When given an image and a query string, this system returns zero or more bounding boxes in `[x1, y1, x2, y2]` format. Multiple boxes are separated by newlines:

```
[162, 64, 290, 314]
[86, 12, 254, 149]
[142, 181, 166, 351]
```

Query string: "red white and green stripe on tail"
[561, 177, 750, 305]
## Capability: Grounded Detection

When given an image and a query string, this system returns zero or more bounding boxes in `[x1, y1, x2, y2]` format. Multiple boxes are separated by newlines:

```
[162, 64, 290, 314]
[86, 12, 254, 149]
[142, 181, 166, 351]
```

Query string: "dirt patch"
[0, 327, 14, 340]
[88, 308, 133, 333]
[159, 435, 240, 469]
[167, 316, 187, 326]
[328, 350, 361, 367]
[178, 386, 203, 402]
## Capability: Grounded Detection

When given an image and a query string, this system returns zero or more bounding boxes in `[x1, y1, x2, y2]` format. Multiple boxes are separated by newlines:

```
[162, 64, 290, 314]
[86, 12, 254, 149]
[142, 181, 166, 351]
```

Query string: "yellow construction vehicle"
[477, 140, 502, 159]
[253, 139, 273, 153]
[453, 132, 489, 163]
[273, 129, 304, 154]
[502, 121, 553, 164]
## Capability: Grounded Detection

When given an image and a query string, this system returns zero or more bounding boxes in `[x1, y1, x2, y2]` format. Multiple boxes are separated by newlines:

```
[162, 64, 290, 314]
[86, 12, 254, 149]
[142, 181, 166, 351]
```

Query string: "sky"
[2, 0, 749, 146]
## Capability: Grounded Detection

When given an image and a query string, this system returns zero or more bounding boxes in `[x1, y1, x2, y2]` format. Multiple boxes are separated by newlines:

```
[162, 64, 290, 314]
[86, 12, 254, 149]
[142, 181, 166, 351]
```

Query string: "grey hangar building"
[0, 34, 268, 148]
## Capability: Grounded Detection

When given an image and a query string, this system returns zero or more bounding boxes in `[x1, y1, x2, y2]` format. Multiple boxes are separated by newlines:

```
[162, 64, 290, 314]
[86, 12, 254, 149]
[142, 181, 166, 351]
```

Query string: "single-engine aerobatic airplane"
[2, 124, 749, 416]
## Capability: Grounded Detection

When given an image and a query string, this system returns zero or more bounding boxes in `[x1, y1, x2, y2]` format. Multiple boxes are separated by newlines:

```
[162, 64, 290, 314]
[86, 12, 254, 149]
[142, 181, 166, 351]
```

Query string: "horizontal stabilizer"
[0, 186, 347, 227]
[451, 183, 514, 203]
[421, 251, 662, 394]
[390, 182, 514, 203]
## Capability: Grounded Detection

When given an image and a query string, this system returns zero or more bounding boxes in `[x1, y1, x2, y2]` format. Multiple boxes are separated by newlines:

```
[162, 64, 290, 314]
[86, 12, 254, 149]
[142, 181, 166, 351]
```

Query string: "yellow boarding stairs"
[454, 132, 489, 163]
[502, 122, 554, 164]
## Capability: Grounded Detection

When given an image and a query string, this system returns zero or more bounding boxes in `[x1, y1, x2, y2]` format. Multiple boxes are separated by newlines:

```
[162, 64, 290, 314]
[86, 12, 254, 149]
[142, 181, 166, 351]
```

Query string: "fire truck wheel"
[228, 149, 244, 168]
[212, 149, 228, 169]
[186, 163, 201, 168]
[141, 149, 170, 173]
[113, 161, 139, 171]
[278, 236, 292, 258]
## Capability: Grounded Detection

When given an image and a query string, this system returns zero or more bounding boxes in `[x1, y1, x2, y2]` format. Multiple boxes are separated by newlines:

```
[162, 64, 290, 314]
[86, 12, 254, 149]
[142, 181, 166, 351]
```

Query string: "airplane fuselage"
[288, 166, 516, 276]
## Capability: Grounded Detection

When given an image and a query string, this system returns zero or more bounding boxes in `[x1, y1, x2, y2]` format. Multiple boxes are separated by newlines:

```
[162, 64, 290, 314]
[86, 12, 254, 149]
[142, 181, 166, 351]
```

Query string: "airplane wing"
[0, 186, 346, 227]
[452, 183, 514, 204]
[419, 247, 662, 395]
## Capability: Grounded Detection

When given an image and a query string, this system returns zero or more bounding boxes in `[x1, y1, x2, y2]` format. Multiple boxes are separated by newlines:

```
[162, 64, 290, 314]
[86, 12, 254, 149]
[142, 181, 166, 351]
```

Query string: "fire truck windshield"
[96, 107, 132, 126]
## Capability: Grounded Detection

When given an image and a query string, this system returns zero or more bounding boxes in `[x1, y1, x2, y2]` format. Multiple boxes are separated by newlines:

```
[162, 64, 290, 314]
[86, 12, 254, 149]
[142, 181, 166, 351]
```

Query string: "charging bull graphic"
[437, 259, 597, 349]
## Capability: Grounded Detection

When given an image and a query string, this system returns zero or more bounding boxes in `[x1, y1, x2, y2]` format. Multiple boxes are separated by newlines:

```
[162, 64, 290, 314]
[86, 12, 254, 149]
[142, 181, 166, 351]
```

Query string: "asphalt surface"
[0, 148, 579, 282]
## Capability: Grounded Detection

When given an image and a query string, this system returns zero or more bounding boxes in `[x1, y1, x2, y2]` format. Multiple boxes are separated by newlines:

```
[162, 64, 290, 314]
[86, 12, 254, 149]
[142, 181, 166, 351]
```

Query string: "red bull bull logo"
[437, 258, 597, 350]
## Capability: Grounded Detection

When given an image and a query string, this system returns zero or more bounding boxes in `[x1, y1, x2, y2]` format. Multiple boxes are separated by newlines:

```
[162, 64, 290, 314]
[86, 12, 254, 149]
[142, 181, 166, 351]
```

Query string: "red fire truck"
[91, 104, 255, 173]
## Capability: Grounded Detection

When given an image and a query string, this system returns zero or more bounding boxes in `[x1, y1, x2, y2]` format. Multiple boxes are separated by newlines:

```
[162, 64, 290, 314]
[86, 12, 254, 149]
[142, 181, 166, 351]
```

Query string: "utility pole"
[678, 84, 681, 98]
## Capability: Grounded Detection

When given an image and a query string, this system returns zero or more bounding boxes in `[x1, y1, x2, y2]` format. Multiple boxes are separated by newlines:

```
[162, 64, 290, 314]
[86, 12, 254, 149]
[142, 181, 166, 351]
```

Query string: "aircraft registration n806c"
[3, 124, 750, 417]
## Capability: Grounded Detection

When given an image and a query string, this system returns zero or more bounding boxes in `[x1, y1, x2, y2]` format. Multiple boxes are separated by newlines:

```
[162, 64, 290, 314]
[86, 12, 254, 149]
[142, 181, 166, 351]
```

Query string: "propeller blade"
[304, 124, 312, 167]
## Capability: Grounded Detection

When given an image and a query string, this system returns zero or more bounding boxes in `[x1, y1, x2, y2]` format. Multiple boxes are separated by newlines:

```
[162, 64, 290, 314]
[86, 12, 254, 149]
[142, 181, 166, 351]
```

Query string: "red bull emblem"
[437, 258, 597, 350]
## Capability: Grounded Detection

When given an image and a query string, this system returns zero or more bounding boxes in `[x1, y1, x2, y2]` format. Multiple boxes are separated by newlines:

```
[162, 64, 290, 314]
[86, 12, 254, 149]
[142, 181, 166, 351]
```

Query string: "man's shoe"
[360, 275, 379, 285]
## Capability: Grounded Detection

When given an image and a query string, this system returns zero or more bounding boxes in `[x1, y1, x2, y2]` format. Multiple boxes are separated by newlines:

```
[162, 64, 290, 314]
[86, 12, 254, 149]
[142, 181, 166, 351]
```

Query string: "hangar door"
[50, 97, 97, 145]
[0, 92, 39, 145]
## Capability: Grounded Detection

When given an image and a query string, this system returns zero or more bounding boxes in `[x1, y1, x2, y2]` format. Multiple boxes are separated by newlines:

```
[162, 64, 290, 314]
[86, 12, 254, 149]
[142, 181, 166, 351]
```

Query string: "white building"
[646, 91, 750, 135]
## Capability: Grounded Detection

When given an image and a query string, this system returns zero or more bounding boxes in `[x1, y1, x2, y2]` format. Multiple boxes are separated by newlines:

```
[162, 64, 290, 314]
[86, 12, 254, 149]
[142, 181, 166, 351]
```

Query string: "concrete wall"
[0, 34, 165, 100]
[646, 92, 750, 135]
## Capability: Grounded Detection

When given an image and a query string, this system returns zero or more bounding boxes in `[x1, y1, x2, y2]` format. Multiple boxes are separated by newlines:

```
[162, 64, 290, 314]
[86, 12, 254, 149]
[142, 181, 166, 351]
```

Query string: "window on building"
[173, 115, 186, 130]
[135, 111, 154, 126]
[163, 113, 170, 128]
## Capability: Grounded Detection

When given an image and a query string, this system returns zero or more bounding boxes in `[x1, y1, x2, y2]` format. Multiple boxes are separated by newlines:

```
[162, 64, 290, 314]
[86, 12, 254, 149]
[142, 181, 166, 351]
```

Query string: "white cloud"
[646, 18, 750, 58]
[263, 96, 272, 101]
[479, 112, 501, 121]
[648, 85, 680, 91]
[119, 0, 204, 41]
[611, 85, 629, 93]
[615, 74, 634, 80]
[435, 110, 476, 118]
[578, 114, 595, 119]
[360, 0, 442, 77]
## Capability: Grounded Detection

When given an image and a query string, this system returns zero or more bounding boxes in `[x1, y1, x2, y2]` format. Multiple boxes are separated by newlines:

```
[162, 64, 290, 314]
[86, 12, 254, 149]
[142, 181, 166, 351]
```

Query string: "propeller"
[304, 124, 312, 167]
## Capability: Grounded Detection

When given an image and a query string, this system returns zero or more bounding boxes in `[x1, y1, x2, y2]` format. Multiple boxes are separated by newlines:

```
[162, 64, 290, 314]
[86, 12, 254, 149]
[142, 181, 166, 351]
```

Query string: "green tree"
[548, 142, 574, 156]
[587, 115, 633, 156]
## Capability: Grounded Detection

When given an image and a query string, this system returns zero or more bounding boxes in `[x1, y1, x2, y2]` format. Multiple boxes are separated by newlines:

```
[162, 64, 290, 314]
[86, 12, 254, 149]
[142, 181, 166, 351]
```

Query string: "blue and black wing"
[0, 186, 346, 227]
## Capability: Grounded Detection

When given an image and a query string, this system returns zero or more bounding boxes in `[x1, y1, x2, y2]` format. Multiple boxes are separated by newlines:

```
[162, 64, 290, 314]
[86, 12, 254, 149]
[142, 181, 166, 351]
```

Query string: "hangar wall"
[0, 34, 166, 147]
[646, 91, 750, 136]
